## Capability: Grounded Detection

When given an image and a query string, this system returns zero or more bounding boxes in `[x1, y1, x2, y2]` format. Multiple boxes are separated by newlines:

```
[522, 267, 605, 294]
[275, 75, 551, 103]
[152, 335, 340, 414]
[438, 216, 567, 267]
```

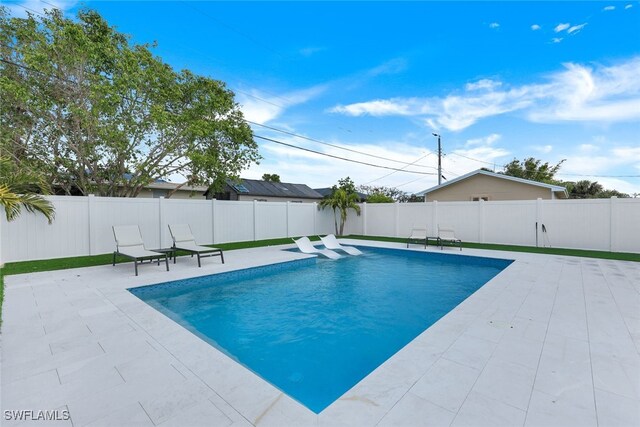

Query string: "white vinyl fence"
[1, 196, 638, 263]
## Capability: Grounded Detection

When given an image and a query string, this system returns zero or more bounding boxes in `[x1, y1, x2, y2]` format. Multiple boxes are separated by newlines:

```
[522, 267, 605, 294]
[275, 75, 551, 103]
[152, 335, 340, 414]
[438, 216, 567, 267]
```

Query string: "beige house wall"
[425, 174, 555, 201]
[237, 195, 320, 203]
[136, 189, 207, 200]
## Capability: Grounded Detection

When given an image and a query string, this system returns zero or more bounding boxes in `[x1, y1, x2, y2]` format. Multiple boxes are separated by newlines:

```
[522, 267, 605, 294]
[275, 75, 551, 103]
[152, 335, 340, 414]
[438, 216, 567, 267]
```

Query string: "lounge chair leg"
[197, 254, 201, 268]
[112, 252, 116, 266]
[165, 254, 169, 271]
[134, 260, 138, 276]
[220, 251, 225, 264]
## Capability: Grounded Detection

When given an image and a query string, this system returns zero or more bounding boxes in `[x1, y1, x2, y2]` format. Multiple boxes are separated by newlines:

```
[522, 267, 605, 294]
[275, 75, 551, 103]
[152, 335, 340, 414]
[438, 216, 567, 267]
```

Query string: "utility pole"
[432, 133, 442, 185]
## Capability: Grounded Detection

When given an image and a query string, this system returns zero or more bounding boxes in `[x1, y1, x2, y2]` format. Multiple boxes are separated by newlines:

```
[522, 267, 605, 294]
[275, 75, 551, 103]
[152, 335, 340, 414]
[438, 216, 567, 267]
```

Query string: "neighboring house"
[416, 169, 568, 201]
[137, 182, 208, 199]
[314, 188, 368, 202]
[208, 178, 324, 203]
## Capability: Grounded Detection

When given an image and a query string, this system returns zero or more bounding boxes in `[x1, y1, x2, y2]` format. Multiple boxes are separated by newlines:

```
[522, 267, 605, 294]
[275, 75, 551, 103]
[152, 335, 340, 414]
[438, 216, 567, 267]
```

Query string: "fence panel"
[255, 202, 288, 240]
[288, 203, 316, 238]
[315, 208, 337, 236]
[397, 203, 431, 237]
[614, 199, 640, 253]
[483, 200, 538, 246]
[436, 202, 480, 242]
[163, 199, 214, 246]
[214, 201, 254, 244]
[542, 199, 610, 251]
[92, 197, 161, 254]
[1, 196, 89, 262]
[365, 204, 397, 237]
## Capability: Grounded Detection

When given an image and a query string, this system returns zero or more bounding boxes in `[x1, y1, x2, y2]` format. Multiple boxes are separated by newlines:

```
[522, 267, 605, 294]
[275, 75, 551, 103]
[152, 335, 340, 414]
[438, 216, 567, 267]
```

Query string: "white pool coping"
[1, 240, 639, 426]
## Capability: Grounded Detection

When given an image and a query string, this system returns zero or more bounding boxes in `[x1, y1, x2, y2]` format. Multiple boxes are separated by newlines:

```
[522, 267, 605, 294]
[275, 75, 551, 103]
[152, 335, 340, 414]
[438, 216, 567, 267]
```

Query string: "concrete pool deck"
[1, 241, 639, 426]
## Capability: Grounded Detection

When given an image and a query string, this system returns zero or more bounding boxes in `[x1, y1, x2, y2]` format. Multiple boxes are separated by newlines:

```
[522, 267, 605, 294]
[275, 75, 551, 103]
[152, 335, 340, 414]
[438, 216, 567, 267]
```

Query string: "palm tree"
[0, 157, 55, 223]
[319, 188, 361, 236]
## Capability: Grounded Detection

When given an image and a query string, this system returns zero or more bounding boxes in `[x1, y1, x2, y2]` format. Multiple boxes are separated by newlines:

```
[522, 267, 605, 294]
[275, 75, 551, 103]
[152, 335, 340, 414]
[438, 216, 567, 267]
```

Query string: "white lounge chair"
[168, 224, 224, 267]
[438, 226, 462, 251]
[293, 236, 342, 259]
[407, 227, 429, 249]
[319, 234, 362, 255]
[112, 225, 169, 276]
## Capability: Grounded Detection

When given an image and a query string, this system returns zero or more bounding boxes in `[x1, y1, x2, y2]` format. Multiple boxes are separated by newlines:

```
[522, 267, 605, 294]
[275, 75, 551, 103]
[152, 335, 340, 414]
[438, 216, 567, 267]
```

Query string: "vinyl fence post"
[88, 194, 97, 255]
[536, 198, 543, 247]
[211, 199, 217, 245]
[362, 202, 368, 236]
[158, 196, 165, 249]
[478, 199, 485, 243]
[394, 202, 400, 237]
[610, 196, 618, 252]
[313, 202, 318, 236]
[253, 200, 258, 241]
[286, 201, 291, 238]
[432, 200, 438, 236]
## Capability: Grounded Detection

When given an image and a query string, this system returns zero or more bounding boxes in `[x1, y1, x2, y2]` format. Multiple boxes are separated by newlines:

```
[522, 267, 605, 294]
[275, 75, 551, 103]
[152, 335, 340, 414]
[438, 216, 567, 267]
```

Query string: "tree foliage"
[358, 184, 408, 202]
[0, 157, 55, 223]
[319, 187, 361, 236]
[366, 192, 394, 203]
[566, 180, 629, 199]
[261, 173, 280, 182]
[0, 8, 259, 197]
[501, 157, 565, 184]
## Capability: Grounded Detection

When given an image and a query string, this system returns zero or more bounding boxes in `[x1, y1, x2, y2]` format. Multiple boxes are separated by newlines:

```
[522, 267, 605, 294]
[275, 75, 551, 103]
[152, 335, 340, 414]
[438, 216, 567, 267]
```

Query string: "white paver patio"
[1, 241, 639, 426]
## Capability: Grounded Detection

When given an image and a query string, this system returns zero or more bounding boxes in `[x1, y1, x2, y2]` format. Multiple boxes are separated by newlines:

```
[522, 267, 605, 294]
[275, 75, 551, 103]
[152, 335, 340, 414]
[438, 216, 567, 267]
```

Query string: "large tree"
[0, 8, 259, 197]
[501, 157, 565, 184]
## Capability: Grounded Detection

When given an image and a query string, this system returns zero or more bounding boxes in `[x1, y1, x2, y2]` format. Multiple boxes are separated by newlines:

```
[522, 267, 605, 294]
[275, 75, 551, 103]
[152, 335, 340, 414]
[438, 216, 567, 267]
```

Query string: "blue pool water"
[130, 247, 512, 413]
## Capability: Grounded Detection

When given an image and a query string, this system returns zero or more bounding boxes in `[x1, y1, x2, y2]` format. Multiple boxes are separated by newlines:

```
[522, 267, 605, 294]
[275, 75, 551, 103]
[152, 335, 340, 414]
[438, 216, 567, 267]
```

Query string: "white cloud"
[330, 56, 640, 131]
[238, 85, 327, 124]
[554, 23, 571, 32]
[578, 144, 600, 154]
[329, 99, 416, 116]
[489, 22, 500, 29]
[531, 24, 541, 31]
[367, 58, 408, 77]
[567, 23, 587, 34]
[299, 46, 326, 57]
[551, 37, 564, 44]
[625, 4, 633, 9]
[465, 134, 501, 147]
[465, 79, 502, 91]
[603, 5, 616, 11]
[532, 145, 553, 154]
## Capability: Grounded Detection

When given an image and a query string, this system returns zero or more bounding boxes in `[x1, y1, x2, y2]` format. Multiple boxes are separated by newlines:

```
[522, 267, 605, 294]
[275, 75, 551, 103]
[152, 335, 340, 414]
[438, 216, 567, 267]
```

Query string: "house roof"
[314, 187, 368, 201]
[224, 179, 323, 199]
[145, 182, 209, 192]
[416, 169, 569, 197]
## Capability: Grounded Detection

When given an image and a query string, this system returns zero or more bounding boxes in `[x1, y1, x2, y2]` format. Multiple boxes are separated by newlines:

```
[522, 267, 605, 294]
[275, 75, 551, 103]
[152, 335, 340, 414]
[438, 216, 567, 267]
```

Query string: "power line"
[247, 120, 438, 170]
[254, 135, 437, 175]
[362, 153, 431, 185]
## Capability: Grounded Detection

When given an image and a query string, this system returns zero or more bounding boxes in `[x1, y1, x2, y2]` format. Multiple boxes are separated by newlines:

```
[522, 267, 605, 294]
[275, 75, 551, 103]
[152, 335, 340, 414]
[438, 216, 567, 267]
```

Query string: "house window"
[471, 196, 490, 201]
[152, 190, 167, 198]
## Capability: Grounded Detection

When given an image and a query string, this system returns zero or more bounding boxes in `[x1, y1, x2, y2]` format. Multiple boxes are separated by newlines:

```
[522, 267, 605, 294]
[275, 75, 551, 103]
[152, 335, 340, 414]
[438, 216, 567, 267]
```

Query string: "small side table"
[150, 248, 177, 264]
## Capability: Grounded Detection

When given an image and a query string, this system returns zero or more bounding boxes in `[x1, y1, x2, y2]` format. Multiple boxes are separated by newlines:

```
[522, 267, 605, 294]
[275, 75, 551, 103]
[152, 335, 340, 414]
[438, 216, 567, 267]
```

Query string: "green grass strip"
[1, 236, 321, 276]
[347, 235, 640, 262]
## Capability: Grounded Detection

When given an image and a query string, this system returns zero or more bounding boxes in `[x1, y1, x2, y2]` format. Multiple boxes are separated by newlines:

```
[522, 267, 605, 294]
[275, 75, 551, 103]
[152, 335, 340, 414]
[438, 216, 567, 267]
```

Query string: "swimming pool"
[129, 246, 512, 413]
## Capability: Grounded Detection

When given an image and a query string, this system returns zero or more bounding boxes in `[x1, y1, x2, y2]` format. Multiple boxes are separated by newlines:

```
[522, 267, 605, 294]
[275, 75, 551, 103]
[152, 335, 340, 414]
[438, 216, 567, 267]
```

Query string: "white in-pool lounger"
[168, 224, 224, 267]
[319, 234, 363, 255]
[293, 236, 342, 259]
[112, 225, 169, 276]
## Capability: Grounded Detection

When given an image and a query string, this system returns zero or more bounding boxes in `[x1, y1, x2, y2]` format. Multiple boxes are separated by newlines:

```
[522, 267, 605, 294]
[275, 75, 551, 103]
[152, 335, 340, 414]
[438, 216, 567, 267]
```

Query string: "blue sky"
[5, 1, 640, 194]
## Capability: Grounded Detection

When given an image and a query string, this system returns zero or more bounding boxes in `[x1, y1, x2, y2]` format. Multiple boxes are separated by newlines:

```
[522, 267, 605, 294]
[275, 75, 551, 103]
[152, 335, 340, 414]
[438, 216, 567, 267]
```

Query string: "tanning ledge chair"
[293, 236, 342, 259]
[112, 225, 169, 276]
[407, 227, 429, 249]
[319, 234, 363, 255]
[438, 226, 462, 251]
[168, 224, 224, 267]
